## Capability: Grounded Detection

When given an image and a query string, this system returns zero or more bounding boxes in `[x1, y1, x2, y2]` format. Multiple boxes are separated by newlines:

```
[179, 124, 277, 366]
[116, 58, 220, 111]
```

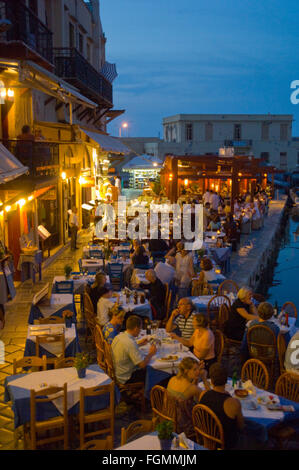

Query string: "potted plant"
[64, 264, 73, 279]
[62, 309, 73, 328]
[156, 420, 174, 450]
[74, 352, 90, 378]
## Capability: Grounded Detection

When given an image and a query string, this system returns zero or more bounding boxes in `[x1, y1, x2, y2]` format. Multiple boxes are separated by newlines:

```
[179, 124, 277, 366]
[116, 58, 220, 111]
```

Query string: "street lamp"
[119, 122, 128, 137]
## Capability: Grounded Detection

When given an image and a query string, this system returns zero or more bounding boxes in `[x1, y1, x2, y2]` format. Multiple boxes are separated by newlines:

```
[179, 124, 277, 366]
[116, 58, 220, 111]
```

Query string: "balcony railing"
[224, 140, 253, 147]
[0, 0, 53, 65]
[1, 140, 59, 177]
[53, 48, 113, 105]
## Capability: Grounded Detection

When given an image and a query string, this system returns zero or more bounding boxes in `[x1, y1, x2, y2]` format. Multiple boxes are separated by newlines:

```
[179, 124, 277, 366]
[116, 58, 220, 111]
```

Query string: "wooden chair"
[207, 294, 231, 330]
[13, 355, 47, 374]
[217, 280, 239, 296]
[277, 333, 287, 375]
[79, 381, 115, 449]
[192, 404, 225, 450]
[150, 385, 177, 431]
[35, 334, 65, 367]
[214, 330, 224, 364]
[218, 303, 230, 331]
[247, 325, 277, 385]
[36, 316, 65, 325]
[54, 357, 76, 369]
[241, 359, 269, 391]
[29, 383, 68, 450]
[94, 324, 106, 372]
[104, 340, 146, 412]
[120, 420, 154, 446]
[80, 436, 113, 450]
[83, 293, 97, 344]
[268, 372, 299, 448]
[281, 301, 297, 319]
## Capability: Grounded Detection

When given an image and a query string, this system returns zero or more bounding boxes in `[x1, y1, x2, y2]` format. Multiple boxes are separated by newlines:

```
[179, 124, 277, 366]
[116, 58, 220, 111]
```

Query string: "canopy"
[0, 143, 28, 184]
[122, 154, 162, 170]
[81, 129, 132, 155]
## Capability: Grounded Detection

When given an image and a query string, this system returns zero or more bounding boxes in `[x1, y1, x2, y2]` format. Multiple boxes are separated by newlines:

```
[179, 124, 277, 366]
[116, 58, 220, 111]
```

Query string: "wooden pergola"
[160, 154, 279, 205]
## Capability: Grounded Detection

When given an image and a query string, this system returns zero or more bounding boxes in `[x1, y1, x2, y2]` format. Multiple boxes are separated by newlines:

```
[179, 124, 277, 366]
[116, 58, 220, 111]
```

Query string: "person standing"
[69, 207, 79, 251]
[114, 175, 122, 196]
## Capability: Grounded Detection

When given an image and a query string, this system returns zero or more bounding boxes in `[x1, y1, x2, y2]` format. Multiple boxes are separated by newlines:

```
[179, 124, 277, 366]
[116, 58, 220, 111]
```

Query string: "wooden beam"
[73, 104, 82, 114]
[44, 97, 55, 106]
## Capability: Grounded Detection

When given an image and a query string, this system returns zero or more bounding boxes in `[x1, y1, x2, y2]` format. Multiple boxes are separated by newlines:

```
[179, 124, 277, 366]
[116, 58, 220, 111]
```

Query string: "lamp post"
[119, 122, 128, 137]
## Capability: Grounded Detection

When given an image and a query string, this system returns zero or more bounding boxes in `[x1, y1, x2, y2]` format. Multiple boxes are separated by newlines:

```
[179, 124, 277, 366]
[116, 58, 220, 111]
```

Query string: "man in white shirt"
[211, 192, 220, 211]
[203, 190, 211, 206]
[114, 175, 121, 195]
[97, 285, 114, 327]
[154, 258, 175, 285]
[69, 207, 79, 250]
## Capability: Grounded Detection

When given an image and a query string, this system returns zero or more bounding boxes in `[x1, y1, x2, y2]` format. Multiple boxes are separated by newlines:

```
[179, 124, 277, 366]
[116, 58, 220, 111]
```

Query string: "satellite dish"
[0, 19, 12, 32]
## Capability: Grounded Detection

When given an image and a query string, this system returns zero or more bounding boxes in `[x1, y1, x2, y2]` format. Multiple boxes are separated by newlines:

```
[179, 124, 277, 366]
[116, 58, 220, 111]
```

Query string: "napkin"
[243, 379, 256, 396]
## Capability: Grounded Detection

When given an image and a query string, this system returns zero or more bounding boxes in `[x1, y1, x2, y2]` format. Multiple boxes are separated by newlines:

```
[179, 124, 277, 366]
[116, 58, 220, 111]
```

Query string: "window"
[205, 122, 213, 141]
[78, 33, 83, 54]
[185, 123, 193, 142]
[234, 124, 241, 140]
[261, 122, 269, 141]
[280, 152, 287, 170]
[260, 152, 269, 163]
[69, 23, 75, 48]
[280, 124, 288, 141]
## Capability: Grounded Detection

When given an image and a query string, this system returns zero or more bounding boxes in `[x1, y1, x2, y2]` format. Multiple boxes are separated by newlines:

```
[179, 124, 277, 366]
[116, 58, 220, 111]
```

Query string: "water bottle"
[232, 370, 238, 388]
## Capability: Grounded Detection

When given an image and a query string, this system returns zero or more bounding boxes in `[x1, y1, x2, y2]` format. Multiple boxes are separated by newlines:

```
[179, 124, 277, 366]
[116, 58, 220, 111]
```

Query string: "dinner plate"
[158, 355, 179, 362]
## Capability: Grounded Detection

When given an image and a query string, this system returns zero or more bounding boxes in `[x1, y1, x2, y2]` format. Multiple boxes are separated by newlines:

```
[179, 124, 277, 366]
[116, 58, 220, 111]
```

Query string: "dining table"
[116, 432, 206, 450]
[23, 323, 81, 359]
[28, 293, 77, 324]
[110, 293, 152, 321]
[4, 364, 120, 429]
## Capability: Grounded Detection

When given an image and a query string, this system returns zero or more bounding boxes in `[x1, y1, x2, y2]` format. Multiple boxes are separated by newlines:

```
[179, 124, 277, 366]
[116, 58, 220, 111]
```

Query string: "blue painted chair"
[54, 280, 74, 294]
[120, 242, 130, 246]
[89, 250, 104, 259]
[107, 263, 124, 291]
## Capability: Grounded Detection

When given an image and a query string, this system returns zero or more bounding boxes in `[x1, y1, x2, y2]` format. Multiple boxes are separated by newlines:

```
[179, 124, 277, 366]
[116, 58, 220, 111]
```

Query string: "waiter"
[69, 207, 79, 250]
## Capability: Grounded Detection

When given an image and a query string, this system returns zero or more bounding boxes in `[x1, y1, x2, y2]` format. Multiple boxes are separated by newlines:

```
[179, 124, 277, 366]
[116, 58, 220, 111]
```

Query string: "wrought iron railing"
[224, 140, 253, 147]
[53, 47, 113, 104]
[1, 140, 59, 177]
[0, 0, 53, 64]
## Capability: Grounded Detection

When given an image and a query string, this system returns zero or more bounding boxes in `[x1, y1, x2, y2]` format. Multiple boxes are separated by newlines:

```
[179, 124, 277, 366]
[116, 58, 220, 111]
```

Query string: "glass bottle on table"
[232, 370, 238, 389]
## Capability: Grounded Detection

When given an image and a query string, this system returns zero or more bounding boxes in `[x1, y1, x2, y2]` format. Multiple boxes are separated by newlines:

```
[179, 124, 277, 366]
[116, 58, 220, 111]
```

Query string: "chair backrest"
[36, 334, 65, 359]
[118, 250, 130, 259]
[80, 436, 113, 450]
[192, 403, 225, 450]
[207, 294, 231, 327]
[103, 340, 116, 381]
[247, 324, 277, 363]
[120, 420, 154, 446]
[281, 301, 297, 319]
[277, 332, 287, 375]
[84, 292, 95, 314]
[218, 303, 230, 331]
[94, 324, 106, 371]
[150, 385, 177, 429]
[214, 329, 224, 364]
[108, 263, 124, 290]
[79, 381, 115, 448]
[54, 357, 76, 369]
[275, 372, 299, 402]
[241, 358, 269, 390]
[37, 316, 65, 325]
[217, 280, 239, 296]
[54, 280, 74, 293]
[90, 249, 104, 259]
[30, 383, 68, 450]
[13, 355, 47, 374]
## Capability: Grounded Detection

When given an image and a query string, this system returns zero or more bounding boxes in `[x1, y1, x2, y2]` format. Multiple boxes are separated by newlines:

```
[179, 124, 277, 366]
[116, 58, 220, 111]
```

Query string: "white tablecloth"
[27, 324, 76, 356]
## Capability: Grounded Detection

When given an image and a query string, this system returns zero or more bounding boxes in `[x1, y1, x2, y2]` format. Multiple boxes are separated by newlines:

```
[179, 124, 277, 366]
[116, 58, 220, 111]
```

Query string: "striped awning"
[0, 143, 28, 184]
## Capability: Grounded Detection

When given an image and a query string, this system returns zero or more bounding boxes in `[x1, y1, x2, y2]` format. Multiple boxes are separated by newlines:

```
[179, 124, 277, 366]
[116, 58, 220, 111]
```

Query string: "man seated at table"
[199, 363, 267, 449]
[97, 283, 114, 327]
[139, 269, 166, 320]
[111, 315, 157, 384]
[102, 304, 126, 344]
[165, 297, 196, 339]
[154, 257, 175, 285]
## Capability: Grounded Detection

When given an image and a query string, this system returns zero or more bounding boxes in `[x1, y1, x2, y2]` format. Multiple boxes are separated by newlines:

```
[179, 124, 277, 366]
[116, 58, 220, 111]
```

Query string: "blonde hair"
[177, 357, 199, 380]
[237, 286, 252, 302]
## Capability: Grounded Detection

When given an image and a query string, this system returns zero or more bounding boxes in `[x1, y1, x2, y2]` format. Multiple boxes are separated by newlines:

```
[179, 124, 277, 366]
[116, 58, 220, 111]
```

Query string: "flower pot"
[65, 317, 72, 328]
[159, 438, 172, 450]
[77, 368, 86, 378]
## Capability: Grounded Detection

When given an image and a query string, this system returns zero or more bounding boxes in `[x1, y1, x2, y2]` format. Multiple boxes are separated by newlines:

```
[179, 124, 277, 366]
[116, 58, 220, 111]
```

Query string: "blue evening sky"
[100, 0, 299, 138]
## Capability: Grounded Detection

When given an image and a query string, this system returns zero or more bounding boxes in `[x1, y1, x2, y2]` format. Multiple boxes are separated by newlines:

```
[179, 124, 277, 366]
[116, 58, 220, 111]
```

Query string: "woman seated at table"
[197, 257, 218, 286]
[131, 245, 149, 267]
[170, 314, 216, 372]
[207, 214, 222, 232]
[240, 301, 280, 360]
[97, 283, 114, 327]
[102, 304, 125, 344]
[167, 357, 210, 438]
[223, 286, 258, 341]
[89, 272, 107, 313]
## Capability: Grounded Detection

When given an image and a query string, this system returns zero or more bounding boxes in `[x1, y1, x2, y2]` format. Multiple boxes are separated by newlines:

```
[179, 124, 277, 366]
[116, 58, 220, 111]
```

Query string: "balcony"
[53, 48, 113, 106]
[224, 140, 253, 147]
[0, 0, 53, 69]
[1, 140, 59, 178]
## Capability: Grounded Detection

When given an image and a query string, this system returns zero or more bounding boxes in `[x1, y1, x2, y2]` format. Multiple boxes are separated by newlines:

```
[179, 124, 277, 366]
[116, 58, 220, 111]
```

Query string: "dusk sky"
[100, 0, 299, 138]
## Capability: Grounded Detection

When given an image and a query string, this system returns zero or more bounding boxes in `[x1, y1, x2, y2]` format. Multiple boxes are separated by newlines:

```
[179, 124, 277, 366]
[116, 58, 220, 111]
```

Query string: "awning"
[122, 154, 162, 170]
[18, 61, 98, 109]
[0, 143, 28, 184]
[81, 129, 132, 155]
